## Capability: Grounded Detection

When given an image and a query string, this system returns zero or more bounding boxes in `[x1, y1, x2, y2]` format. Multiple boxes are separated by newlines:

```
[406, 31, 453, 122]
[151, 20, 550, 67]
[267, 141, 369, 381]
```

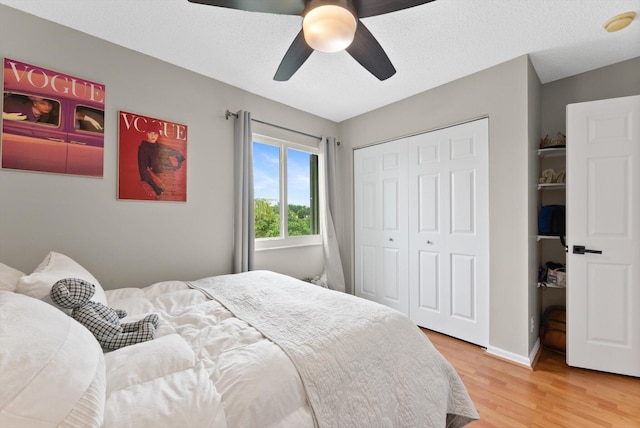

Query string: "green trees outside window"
[254, 199, 315, 238]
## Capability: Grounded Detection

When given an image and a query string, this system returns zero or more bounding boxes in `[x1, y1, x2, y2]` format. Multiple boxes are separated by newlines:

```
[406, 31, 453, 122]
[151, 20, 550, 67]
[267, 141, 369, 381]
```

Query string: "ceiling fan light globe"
[303, 5, 357, 53]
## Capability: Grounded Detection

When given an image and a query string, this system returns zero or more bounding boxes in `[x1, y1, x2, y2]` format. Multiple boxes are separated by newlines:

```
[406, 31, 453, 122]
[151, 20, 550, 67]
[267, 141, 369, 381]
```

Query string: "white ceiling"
[1, 0, 639, 122]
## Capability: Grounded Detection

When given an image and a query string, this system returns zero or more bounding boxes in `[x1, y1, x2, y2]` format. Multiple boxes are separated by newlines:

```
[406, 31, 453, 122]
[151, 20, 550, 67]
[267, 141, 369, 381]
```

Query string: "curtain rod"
[225, 109, 322, 141]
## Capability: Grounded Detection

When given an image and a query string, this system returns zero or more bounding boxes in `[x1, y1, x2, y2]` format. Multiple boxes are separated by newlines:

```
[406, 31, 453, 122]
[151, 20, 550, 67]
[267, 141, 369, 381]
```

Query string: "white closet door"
[408, 119, 489, 347]
[354, 140, 409, 315]
[566, 95, 640, 377]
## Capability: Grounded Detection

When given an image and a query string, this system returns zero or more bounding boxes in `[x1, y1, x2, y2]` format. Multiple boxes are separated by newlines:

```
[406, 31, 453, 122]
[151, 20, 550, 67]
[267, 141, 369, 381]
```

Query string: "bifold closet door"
[408, 119, 489, 347]
[354, 140, 409, 315]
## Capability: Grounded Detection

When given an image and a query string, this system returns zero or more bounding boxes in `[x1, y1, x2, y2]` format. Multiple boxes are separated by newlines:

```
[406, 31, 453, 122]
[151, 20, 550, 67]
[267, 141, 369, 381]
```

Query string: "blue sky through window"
[253, 142, 279, 204]
[253, 142, 311, 207]
[287, 148, 311, 207]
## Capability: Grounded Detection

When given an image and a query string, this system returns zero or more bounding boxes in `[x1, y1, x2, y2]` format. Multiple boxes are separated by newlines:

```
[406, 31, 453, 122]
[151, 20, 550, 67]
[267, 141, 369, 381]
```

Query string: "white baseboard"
[529, 338, 541, 364]
[485, 338, 540, 368]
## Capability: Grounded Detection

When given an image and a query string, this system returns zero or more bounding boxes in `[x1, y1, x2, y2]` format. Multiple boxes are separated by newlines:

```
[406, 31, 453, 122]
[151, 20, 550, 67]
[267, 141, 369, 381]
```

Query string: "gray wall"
[541, 57, 640, 136]
[0, 6, 335, 288]
[527, 59, 542, 354]
[338, 56, 536, 358]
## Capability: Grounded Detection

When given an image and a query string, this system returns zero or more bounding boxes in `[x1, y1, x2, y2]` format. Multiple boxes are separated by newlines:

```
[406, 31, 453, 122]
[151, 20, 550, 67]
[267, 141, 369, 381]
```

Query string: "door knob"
[573, 245, 603, 255]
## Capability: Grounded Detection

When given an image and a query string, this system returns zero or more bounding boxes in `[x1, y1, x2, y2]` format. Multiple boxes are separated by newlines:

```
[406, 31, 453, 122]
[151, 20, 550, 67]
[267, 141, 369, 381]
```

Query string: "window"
[253, 134, 320, 249]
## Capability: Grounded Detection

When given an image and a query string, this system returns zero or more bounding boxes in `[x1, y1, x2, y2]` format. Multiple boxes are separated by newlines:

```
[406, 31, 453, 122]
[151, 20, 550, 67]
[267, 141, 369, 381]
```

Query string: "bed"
[0, 252, 479, 428]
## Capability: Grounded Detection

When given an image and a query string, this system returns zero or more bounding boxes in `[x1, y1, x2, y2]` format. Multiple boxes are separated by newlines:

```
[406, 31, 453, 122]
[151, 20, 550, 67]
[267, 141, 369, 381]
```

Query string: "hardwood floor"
[422, 329, 640, 427]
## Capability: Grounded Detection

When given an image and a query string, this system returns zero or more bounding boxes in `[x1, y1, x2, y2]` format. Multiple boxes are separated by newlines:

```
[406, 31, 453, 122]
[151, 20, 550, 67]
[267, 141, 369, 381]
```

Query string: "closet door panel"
[360, 245, 377, 295]
[383, 179, 400, 230]
[451, 253, 475, 320]
[354, 141, 409, 315]
[409, 118, 489, 347]
[450, 169, 475, 234]
[418, 174, 439, 233]
[383, 247, 401, 300]
[355, 150, 379, 301]
[417, 250, 439, 310]
[361, 182, 376, 230]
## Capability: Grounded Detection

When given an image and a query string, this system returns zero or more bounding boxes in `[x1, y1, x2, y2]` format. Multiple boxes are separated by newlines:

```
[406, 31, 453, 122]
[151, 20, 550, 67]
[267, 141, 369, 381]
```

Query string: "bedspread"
[189, 270, 479, 428]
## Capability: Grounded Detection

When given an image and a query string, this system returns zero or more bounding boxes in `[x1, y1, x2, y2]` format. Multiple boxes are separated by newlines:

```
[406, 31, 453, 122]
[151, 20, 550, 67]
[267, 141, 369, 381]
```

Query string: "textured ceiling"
[1, 0, 639, 122]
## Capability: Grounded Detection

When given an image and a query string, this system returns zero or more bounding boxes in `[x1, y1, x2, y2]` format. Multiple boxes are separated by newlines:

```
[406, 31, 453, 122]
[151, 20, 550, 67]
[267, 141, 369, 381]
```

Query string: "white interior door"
[408, 119, 489, 347]
[354, 140, 409, 315]
[566, 95, 640, 377]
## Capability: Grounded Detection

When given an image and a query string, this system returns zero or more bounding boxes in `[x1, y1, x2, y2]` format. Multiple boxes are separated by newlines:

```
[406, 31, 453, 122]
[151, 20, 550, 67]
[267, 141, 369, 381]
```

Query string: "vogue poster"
[118, 111, 187, 202]
[2, 58, 105, 177]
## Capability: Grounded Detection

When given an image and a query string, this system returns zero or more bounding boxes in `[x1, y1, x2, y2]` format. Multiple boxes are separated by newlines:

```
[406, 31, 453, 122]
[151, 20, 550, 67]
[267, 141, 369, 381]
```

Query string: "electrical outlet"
[530, 316, 535, 333]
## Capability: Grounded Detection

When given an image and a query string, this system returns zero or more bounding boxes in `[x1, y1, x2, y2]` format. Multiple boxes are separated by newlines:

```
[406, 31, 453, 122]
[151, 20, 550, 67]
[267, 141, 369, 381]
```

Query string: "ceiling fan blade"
[274, 30, 314, 81]
[187, 0, 305, 15]
[345, 22, 395, 81]
[353, 0, 436, 18]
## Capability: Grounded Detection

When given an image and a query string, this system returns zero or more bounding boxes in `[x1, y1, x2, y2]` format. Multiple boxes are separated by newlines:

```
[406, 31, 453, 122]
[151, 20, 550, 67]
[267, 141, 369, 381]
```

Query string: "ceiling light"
[303, 4, 357, 53]
[603, 12, 636, 32]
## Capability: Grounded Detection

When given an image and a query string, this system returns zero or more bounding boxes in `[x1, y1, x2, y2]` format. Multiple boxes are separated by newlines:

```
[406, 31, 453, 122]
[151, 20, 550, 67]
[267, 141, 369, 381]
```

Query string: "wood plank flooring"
[422, 329, 640, 427]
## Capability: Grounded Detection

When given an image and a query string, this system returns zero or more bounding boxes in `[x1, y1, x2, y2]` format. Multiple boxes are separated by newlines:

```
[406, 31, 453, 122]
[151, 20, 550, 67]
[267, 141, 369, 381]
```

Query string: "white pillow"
[16, 252, 108, 306]
[0, 263, 24, 292]
[0, 291, 105, 428]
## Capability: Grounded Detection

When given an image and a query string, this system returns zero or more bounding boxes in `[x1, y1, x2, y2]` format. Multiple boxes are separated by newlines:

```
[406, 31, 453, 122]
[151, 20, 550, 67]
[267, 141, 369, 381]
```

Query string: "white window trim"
[253, 133, 321, 250]
[255, 235, 321, 251]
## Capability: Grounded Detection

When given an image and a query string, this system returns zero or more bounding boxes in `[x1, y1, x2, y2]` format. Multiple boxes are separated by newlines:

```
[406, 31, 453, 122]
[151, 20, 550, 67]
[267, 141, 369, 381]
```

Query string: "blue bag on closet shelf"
[538, 205, 565, 236]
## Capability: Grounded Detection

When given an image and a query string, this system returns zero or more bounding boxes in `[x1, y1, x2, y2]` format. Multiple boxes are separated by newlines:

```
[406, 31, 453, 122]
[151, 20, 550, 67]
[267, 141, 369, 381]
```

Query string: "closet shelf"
[537, 235, 561, 242]
[538, 183, 566, 190]
[537, 147, 566, 158]
[537, 281, 566, 289]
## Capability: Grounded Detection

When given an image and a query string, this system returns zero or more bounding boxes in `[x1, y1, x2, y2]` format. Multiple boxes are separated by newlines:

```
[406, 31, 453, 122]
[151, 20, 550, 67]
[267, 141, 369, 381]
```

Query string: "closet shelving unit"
[537, 146, 566, 289]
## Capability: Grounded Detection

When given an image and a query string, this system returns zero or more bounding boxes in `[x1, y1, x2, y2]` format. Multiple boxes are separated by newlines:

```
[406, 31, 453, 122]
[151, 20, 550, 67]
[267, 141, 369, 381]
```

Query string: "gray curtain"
[318, 136, 346, 292]
[233, 111, 254, 273]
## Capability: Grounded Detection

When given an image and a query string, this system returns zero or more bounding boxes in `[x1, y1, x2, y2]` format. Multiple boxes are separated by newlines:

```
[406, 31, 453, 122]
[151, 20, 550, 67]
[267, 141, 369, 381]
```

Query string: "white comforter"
[104, 271, 478, 428]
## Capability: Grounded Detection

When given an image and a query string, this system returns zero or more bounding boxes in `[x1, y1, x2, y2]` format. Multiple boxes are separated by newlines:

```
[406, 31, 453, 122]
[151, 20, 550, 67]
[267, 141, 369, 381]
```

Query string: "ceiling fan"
[187, 0, 436, 81]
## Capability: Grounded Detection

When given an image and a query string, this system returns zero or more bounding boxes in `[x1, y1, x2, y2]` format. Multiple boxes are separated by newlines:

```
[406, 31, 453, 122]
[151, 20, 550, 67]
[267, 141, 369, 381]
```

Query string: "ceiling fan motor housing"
[303, 0, 357, 17]
[302, 0, 358, 53]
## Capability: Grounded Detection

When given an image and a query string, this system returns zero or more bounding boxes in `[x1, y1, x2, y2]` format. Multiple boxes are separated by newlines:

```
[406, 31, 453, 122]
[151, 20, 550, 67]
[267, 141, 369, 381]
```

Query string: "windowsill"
[255, 236, 322, 251]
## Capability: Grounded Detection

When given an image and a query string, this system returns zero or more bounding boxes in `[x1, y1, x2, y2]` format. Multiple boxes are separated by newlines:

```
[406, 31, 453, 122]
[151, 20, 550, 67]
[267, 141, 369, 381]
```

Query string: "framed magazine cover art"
[118, 111, 187, 201]
[2, 58, 105, 177]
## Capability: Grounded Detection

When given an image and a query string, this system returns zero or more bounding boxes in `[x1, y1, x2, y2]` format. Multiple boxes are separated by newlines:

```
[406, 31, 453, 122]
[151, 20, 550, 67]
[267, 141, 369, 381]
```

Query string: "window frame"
[252, 133, 321, 250]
